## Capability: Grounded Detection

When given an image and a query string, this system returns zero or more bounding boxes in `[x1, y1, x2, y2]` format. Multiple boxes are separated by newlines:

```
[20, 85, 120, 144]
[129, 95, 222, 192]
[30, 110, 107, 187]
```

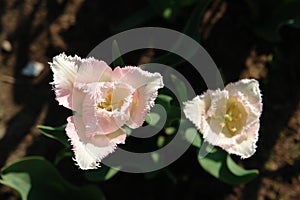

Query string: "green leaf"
[0, 157, 105, 200]
[54, 147, 73, 165]
[182, 0, 212, 42]
[226, 154, 259, 180]
[157, 135, 166, 148]
[198, 148, 258, 185]
[254, 0, 300, 41]
[124, 125, 133, 136]
[145, 112, 161, 126]
[170, 74, 188, 102]
[112, 6, 156, 33]
[148, 0, 181, 20]
[151, 0, 213, 66]
[151, 152, 160, 163]
[112, 40, 125, 67]
[156, 94, 173, 109]
[0, 172, 30, 200]
[37, 125, 70, 147]
[164, 127, 176, 135]
[155, 94, 181, 126]
[183, 127, 202, 148]
[84, 165, 120, 182]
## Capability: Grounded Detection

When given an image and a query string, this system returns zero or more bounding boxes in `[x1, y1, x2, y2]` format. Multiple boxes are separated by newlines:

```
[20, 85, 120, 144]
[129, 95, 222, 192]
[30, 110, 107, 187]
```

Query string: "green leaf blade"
[84, 165, 120, 182]
[0, 157, 105, 200]
[198, 148, 258, 185]
[37, 125, 70, 147]
[112, 40, 125, 67]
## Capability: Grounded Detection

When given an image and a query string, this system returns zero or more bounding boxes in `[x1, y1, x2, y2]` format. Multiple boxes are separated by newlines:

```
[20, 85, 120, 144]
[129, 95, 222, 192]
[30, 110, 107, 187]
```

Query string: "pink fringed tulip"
[183, 79, 262, 158]
[50, 53, 164, 169]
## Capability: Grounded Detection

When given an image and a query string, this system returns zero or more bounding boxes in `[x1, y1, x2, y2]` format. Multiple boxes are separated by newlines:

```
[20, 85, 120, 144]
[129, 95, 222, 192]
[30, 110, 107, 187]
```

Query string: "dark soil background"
[1, 0, 300, 199]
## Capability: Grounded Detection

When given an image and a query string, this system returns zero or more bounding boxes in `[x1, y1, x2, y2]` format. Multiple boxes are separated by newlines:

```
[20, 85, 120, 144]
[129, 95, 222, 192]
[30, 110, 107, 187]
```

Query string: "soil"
[1, 0, 300, 200]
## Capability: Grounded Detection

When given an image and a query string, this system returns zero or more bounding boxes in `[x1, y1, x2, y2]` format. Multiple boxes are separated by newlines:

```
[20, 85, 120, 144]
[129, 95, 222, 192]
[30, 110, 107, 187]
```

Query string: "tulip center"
[97, 90, 124, 112]
[223, 97, 247, 136]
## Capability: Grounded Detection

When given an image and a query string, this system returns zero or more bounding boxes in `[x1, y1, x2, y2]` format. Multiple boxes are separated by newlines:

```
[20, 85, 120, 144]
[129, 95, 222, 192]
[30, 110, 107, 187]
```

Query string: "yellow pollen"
[234, 113, 243, 120]
[225, 114, 232, 121]
[97, 90, 124, 112]
[223, 97, 247, 136]
[220, 122, 226, 128]
[229, 126, 237, 132]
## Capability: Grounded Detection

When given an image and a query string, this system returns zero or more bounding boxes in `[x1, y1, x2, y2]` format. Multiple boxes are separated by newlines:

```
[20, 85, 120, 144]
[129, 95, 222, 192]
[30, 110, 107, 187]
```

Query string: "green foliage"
[0, 157, 105, 200]
[54, 147, 73, 165]
[37, 125, 69, 147]
[38, 125, 73, 166]
[170, 74, 188, 102]
[35, 0, 262, 188]
[84, 165, 120, 182]
[156, 94, 181, 126]
[112, 7, 156, 33]
[112, 0, 199, 33]
[152, 0, 213, 66]
[145, 108, 163, 127]
[253, 0, 300, 40]
[183, 127, 202, 148]
[198, 148, 258, 185]
[112, 40, 125, 67]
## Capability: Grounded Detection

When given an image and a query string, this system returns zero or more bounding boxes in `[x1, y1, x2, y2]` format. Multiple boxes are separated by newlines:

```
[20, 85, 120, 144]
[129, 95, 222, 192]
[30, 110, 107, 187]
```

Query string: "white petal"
[75, 82, 134, 137]
[50, 53, 80, 109]
[220, 121, 260, 158]
[202, 89, 228, 145]
[75, 57, 112, 83]
[66, 116, 126, 170]
[112, 67, 164, 128]
[183, 94, 209, 131]
[225, 79, 262, 112]
[50, 54, 113, 110]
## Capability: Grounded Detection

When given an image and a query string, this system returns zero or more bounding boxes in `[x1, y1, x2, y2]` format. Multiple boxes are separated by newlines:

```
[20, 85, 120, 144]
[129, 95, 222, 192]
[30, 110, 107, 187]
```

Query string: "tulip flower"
[50, 53, 163, 169]
[183, 79, 262, 158]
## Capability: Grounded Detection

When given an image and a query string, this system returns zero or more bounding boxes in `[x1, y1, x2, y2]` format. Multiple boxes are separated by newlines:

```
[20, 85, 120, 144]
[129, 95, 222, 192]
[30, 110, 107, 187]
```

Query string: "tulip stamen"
[97, 90, 124, 111]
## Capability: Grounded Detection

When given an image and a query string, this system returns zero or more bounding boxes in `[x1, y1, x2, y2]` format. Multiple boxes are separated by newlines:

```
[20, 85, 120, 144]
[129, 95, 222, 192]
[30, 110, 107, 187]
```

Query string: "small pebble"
[1, 40, 12, 52]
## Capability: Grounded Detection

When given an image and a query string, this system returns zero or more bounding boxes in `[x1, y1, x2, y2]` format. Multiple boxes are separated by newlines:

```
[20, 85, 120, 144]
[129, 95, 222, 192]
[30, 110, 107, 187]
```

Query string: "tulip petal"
[50, 54, 113, 110]
[112, 67, 164, 128]
[204, 90, 228, 143]
[183, 94, 210, 132]
[66, 116, 126, 170]
[221, 121, 259, 158]
[50, 53, 80, 109]
[225, 79, 262, 112]
[75, 82, 134, 137]
[75, 58, 112, 83]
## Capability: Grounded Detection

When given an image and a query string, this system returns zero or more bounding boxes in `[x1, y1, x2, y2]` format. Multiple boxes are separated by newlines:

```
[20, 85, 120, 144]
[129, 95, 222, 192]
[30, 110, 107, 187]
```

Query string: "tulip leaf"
[157, 135, 166, 148]
[226, 155, 259, 179]
[182, 0, 212, 42]
[145, 112, 161, 126]
[156, 94, 173, 109]
[254, 0, 300, 41]
[183, 127, 202, 148]
[84, 165, 120, 182]
[151, 0, 213, 66]
[112, 40, 125, 67]
[37, 125, 70, 147]
[148, 0, 181, 20]
[112, 6, 156, 33]
[54, 147, 73, 165]
[0, 157, 105, 200]
[198, 148, 258, 185]
[170, 74, 188, 102]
